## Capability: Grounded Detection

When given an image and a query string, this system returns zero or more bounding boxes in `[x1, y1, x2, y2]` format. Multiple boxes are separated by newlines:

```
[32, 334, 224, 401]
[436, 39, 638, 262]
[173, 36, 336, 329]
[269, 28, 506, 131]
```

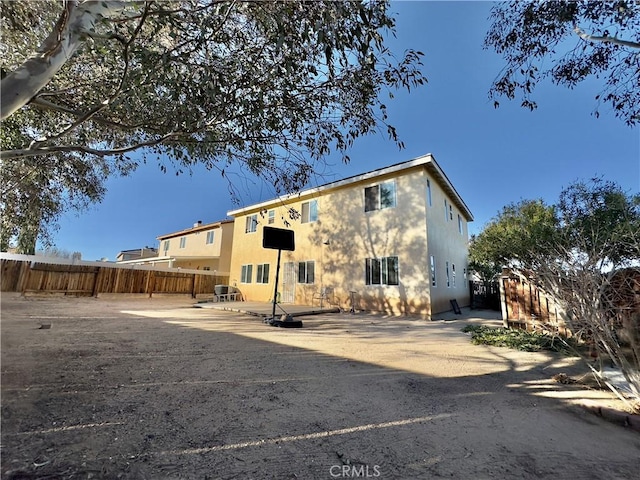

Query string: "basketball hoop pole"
[271, 248, 282, 320]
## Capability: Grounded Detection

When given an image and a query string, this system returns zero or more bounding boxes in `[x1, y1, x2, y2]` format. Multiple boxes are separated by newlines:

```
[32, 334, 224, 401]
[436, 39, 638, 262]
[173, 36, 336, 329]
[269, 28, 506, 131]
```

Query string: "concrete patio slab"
[193, 300, 340, 318]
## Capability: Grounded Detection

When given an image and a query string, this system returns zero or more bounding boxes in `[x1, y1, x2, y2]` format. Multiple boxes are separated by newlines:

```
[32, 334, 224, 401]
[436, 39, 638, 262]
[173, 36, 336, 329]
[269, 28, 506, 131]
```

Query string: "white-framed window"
[298, 261, 315, 284]
[179, 237, 186, 248]
[301, 200, 318, 223]
[446, 261, 450, 288]
[163, 240, 170, 253]
[206, 230, 215, 244]
[426, 179, 432, 207]
[365, 256, 399, 286]
[268, 209, 275, 224]
[444, 199, 449, 221]
[241, 264, 253, 283]
[364, 180, 396, 212]
[245, 214, 258, 233]
[452, 264, 456, 287]
[458, 214, 463, 235]
[430, 255, 436, 287]
[449, 205, 453, 221]
[256, 263, 270, 284]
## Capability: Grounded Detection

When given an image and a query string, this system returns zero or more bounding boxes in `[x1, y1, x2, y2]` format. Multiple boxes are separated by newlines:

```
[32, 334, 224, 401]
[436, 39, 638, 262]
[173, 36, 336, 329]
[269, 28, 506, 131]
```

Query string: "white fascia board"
[227, 153, 435, 216]
[226, 153, 473, 221]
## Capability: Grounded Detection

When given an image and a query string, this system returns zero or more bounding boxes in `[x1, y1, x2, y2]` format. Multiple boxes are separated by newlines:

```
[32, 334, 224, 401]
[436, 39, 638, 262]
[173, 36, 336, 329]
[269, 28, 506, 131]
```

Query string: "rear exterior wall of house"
[228, 163, 470, 317]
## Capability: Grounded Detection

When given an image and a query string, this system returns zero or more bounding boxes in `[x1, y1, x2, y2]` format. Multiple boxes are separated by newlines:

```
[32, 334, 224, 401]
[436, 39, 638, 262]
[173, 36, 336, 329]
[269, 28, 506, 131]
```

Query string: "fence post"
[146, 271, 154, 298]
[499, 276, 509, 328]
[20, 261, 32, 296]
[191, 274, 198, 299]
[91, 267, 101, 297]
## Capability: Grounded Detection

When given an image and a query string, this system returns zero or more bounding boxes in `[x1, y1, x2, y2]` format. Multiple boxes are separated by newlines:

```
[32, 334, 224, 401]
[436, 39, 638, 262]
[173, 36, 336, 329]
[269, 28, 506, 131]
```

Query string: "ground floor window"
[298, 261, 315, 284]
[241, 264, 253, 283]
[446, 261, 450, 288]
[365, 256, 399, 286]
[256, 263, 270, 284]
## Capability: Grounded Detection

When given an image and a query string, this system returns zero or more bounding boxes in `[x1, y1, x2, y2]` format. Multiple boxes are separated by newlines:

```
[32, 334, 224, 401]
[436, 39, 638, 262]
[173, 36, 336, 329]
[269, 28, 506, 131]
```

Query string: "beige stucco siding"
[230, 168, 435, 315]
[314, 169, 431, 315]
[425, 173, 470, 313]
[228, 156, 471, 317]
[154, 221, 234, 273]
[160, 227, 222, 258]
[218, 222, 234, 273]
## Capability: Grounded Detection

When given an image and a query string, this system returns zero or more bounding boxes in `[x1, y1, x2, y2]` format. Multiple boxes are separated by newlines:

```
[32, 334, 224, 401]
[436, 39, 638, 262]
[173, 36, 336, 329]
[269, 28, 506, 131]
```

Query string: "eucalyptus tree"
[486, 0, 640, 126]
[1, 0, 425, 251]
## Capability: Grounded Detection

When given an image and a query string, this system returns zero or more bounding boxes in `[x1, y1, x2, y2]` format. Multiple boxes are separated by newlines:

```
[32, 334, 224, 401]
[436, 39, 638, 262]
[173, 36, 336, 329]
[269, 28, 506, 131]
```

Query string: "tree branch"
[28, 2, 152, 151]
[573, 25, 640, 49]
[1, 132, 182, 160]
[1, 0, 129, 120]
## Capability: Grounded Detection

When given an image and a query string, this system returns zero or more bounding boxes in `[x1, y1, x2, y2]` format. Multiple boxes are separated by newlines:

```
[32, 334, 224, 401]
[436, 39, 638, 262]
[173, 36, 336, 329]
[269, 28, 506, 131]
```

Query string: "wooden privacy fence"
[1, 258, 229, 298]
[500, 274, 569, 336]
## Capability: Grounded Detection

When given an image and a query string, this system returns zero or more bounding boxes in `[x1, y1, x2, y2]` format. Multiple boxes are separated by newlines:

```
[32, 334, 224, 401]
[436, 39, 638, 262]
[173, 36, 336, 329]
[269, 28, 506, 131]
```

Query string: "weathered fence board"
[500, 275, 568, 335]
[1, 258, 229, 298]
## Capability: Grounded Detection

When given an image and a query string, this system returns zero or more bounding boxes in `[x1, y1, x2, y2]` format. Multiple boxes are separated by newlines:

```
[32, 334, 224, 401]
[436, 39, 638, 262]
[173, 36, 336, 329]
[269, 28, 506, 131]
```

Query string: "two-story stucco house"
[155, 220, 234, 272]
[119, 220, 234, 273]
[227, 154, 473, 317]
[116, 247, 158, 263]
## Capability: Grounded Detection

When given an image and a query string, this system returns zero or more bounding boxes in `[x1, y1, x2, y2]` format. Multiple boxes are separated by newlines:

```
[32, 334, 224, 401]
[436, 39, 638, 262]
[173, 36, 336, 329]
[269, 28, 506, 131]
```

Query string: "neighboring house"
[119, 220, 234, 273]
[227, 153, 473, 317]
[116, 247, 157, 262]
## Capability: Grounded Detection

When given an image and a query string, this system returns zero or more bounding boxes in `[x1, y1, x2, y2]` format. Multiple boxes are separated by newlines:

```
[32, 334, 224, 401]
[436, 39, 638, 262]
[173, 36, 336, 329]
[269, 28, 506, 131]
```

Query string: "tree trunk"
[1, 0, 126, 120]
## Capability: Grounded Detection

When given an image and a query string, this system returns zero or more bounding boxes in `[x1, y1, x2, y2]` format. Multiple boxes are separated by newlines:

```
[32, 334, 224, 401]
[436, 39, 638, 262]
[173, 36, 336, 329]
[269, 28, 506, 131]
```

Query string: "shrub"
[461, 325, 579, 356]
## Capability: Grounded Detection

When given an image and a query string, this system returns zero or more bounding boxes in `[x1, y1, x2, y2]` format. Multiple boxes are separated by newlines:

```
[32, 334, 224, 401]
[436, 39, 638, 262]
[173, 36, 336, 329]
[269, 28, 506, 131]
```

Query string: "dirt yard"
[1, 294, 639, 479]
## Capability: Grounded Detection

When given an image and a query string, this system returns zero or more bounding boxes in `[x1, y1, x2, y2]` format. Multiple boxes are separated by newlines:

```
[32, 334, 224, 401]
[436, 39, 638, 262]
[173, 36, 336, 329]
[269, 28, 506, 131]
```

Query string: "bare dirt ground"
[1, 294, 639, 479]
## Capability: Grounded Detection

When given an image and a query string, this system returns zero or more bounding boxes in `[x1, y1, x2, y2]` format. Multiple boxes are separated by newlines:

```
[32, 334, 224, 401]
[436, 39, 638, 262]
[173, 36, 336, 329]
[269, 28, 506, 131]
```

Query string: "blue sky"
[50, 1, 639, 261]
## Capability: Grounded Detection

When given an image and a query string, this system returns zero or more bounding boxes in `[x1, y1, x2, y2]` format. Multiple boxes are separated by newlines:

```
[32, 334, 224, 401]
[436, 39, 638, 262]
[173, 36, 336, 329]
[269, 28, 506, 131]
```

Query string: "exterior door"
[282, 262, 296, 303]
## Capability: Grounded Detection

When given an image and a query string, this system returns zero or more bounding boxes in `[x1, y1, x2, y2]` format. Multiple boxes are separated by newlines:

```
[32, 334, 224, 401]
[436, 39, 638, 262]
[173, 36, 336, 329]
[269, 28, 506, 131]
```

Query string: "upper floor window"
[364, 180, 396, 212]
[301, 200, 318, 223]
[426, 179, 432, 207]
[163, 240, 170, 253]
[452, 264, 456, 287]
[298, 261, 315, 284]
[268, 210, 275, 224]
[245, 214, 258, 233]
[179, 237, 186, 248]
[458, 214, 463, 234]
[206, 230, 215, 244]
[449, 204, 453, 221]
[365, 256, 399, 286]
[444, 199, 449, 221]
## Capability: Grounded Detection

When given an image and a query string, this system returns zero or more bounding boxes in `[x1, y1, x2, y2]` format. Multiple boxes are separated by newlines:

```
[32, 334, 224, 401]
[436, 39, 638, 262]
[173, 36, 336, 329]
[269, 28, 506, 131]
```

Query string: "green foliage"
[1, 1, 425, 184]
[468, 199, 558, 270]
[0, 157, 134, 253]
[1, 0, 426, 250]
[558, 177, 640, 267]
[467, 258, 502, 283]
[486, 1, 640, 126]
[461, 325, 579, 355]
[469, 178, 640, 272]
